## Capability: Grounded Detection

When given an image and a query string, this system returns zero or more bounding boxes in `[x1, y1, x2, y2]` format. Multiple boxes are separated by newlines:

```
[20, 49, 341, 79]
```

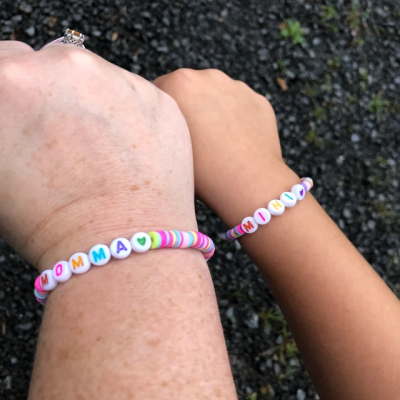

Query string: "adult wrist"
[30, 193, 197, 273]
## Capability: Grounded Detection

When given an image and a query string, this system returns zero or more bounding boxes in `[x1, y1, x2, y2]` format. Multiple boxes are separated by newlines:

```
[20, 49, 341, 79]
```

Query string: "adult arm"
[0, 43, 237, 399]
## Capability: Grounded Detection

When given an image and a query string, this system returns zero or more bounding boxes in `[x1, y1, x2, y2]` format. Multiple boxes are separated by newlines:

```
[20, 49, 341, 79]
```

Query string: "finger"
[0, 41, 34, 58]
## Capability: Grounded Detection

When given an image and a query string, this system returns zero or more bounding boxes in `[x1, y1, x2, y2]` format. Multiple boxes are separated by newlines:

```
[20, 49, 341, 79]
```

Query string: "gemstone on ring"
[62, 29, 85, 48]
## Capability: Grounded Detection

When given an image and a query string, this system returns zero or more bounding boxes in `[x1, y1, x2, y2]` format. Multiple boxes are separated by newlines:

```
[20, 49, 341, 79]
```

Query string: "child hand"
[154, 69, 298, 226]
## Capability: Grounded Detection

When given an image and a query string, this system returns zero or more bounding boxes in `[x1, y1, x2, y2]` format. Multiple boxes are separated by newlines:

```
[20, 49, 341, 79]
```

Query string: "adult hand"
[0, 42, 196, 272]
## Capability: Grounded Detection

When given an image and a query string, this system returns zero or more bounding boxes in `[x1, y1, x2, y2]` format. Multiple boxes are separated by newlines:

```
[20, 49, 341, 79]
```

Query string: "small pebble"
[226, 307, 236, 324]
[17, 323, 32, 331]
[297, 389, 306, 400]
[25, 26, 35, 37]
[367, 220, 376, 230]
[245, 313, 259, 329]
[336, 155, 345, 165]
[343, 208, 352, 219]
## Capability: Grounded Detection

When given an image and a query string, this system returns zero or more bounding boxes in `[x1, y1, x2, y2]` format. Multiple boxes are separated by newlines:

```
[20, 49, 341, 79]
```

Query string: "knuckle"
[0, 40, 33, 52]
[155, 68, 198, 94]
[0, 58, 25, 85]
[171, 68, 197, 82]
[205, 68, 230, 80]
[56, 47, 97, 70]
[257, 94, 275, 114]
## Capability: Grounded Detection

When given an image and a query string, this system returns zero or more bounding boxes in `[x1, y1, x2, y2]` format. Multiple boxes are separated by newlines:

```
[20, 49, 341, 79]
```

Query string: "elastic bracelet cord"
[34, 230, 215, 305]
[226, 177, 313, 241]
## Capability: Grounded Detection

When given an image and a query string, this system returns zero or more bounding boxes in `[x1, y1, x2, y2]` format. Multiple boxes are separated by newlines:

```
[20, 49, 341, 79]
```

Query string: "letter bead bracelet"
[34, 230, 215, 305]
[226, 177, 313, 241]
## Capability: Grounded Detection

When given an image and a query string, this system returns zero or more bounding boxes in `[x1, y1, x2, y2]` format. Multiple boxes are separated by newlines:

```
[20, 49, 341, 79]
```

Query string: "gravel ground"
[1, 1, 399, 399]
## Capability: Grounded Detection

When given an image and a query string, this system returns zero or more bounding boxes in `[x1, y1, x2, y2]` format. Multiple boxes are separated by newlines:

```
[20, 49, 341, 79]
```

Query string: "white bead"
[280, 192, 297, 208]
[130, 232, 151, 253]
[69, 252, 91, 275]
[253, 208, 271, 225]
[241, 216, 258, 234]
[41, 269, 58, 291]
[268, 199, 285, 216]
[110, 238, 132, 259]
[52, 261, 72, 283]
[89, 244, 111, 266]
[291, 184, 306, 200]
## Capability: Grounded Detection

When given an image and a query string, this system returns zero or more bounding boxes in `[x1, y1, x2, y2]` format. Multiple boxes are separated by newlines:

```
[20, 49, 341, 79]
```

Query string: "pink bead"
[158, 231, 169, 248]
[197, 233, 205, 249]
[193, 232, 202, 248]
[180, 232, 190, 248]
[203, 235, 210, 251]
[34, 276, 48, 294]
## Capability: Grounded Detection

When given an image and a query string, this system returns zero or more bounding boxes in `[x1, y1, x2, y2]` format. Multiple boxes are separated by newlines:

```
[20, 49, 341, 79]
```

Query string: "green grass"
[305, 128, 319, 144]
[277, 324, 299, 364]
[322, 5, 339, 21]
[375, 203, 399, 220]
[346, 94, 357, 103]
[324, 73, 333, 92]
[277, 59, 287, 75]
[260, 308, 285, 332]
[303, 84, 317, 98]
[280, 20, 305, 44]
[233, 288, 247, 300]
[247, 393, 257, 400]
[327, 56, 341, 69]
[314, 106, 326, 121]
[368, 92, 389, 121]
[352, 37, 365, 47]
[348, 1, 362, 31]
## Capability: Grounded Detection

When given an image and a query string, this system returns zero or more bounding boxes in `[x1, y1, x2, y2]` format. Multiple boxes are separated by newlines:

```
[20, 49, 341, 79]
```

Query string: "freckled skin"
[0, 43, 237, 399]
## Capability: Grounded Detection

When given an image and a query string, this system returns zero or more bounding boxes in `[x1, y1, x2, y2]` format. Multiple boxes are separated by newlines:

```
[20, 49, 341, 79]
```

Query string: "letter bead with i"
[253, 208, 271, 225]
[280, 192, 297, 208]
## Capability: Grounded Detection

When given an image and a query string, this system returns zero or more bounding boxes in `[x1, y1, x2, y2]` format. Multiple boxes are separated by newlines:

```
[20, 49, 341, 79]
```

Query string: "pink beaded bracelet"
[226, 177, 313, 241]
[34, 230, 215, 305]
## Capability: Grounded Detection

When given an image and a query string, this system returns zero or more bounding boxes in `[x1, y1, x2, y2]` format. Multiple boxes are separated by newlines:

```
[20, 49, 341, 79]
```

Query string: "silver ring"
[62, 29, 85, 48]
[41, 29, 85, 50]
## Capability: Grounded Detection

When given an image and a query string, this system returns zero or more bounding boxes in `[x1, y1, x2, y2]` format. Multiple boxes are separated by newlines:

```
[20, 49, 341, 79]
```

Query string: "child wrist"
[216, 163, 299, 227]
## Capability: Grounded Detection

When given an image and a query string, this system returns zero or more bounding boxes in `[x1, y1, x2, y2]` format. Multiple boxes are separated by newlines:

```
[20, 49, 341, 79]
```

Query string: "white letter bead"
[131, 232, 152, 253]
[52, 261, 72, 283]
[241, 216, 258, 234]
[268, 199, 285, 216]
[280, 192, 297, 208]
[291, 184, 306, 200]
[89, 244, 111, 266]
[41, 269, 58, 291]
[110, 238, 132, 259]
[69, 252, 91, 274]
[253, 208, 271, 225]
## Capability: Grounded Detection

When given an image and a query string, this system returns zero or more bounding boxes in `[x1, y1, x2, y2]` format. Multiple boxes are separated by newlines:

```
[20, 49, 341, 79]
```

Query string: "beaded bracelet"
[226, 177, 313, 241]
[34, 230, 215, 305]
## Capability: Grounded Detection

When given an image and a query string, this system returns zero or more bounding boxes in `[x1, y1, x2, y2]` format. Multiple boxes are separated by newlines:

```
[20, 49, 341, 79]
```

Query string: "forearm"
[223, 165, 400, 400]
[29, 250, 237, 399]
